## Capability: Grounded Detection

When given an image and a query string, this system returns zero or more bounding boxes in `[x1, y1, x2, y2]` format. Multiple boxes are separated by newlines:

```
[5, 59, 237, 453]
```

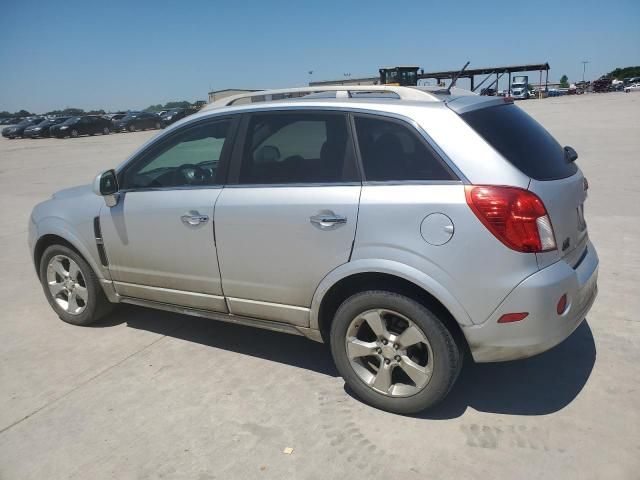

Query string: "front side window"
[239, 112, 355, 184]
[122, 120, 231, 189]
[354, 116, 455, 182]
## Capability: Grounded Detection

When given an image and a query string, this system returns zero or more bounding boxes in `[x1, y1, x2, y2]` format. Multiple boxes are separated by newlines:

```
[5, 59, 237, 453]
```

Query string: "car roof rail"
[203, 85, 443, 111]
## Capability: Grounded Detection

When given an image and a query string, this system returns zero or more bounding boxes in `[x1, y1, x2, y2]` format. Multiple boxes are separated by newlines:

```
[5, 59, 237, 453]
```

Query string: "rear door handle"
[310, 213, 347, 229]
[181, 212, 209, 226]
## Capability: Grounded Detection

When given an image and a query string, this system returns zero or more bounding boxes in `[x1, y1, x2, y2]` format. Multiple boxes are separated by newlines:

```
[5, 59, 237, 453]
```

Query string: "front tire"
[39, 245, 112, 326]
[103, 127, 110, 135]
[70, 129, 79, 138]
[330, 291, 461, 414]
[128, 124, 136, 132]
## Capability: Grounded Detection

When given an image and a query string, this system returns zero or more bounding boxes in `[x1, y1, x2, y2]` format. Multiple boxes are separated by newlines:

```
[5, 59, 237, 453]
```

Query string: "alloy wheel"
[71, 129, 78, 138]
[345, 309, 434, 397]
[46, 255, 88, 315]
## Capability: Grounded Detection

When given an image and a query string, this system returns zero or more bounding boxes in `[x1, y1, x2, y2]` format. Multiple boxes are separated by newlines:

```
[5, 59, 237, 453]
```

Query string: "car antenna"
[446, 61, 470, 94]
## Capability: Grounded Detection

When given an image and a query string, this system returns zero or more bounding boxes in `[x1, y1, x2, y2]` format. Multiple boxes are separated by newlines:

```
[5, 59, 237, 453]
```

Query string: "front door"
[215, 111, 361, 326]
[100, 117, 236, 312]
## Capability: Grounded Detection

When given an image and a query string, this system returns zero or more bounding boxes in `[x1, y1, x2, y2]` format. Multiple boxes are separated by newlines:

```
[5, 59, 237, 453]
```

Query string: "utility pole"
[581, 60, 590, 82]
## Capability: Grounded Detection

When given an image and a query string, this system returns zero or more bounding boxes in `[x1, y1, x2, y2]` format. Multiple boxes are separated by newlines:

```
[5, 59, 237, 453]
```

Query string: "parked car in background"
[104, 113, 127, 131]
[2, 117, 45, 139]
[24, 117, 71, 138]
[624, 83, 640, 93]
[104, 113, 126, 121]
[29, 85, 599, 414]
[592, 77, 612, 93]
[113, 111, 162, 132]
[480, 88, 496, 96]
[50, 115, 113, 138]
[160, 108, 194, 126]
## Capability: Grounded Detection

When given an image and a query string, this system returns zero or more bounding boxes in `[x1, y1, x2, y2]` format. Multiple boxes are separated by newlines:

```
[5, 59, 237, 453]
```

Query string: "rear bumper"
[463, 241, 599, 362]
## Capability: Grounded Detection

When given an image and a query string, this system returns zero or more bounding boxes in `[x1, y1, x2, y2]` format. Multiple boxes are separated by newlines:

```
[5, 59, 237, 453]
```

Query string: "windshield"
[461, 104, 577, 180]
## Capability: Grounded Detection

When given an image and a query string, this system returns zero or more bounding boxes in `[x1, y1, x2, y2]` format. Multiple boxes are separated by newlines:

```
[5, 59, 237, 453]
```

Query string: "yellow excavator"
[378, 66, 421, 86]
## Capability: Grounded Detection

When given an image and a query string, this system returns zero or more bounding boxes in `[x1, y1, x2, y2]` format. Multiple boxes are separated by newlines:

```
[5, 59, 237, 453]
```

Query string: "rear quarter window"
[461, 104, 577, 180]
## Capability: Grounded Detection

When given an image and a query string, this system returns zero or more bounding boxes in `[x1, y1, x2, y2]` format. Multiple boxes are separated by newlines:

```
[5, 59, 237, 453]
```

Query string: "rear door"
[459, 103, 587, 268]
[214, 110, 360, 326]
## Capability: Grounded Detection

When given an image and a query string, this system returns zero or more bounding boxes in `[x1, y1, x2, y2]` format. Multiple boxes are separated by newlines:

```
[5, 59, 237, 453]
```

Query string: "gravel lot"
[0, 93, 639, 479]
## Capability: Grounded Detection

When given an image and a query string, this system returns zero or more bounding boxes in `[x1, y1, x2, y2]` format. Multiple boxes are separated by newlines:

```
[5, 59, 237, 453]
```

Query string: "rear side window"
[461, 104, 577, 180]
[239, 112, 356, 184]
[354, 116, 455, 182]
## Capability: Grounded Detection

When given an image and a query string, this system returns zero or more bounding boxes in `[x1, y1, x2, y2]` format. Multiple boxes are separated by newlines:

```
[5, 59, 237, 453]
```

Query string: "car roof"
[180, 87, 506, 131]
[199, 85, 503, 116]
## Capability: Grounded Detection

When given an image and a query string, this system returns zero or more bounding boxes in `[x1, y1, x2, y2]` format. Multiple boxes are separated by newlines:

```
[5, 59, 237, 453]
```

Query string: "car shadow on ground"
[100, 305, 339, 377]
[417, 321, 596, 419]
[98, 306, 596, 418]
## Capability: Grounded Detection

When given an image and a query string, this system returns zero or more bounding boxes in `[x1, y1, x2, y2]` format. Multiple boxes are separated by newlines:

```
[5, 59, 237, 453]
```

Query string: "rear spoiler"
[446, 95, 513, 115]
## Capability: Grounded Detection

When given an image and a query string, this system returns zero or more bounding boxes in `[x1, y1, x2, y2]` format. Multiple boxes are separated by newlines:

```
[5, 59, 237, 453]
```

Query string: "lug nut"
[384, 359, 390, 365]
[382, 339, 388, 345]
[393, 343, 398, 349]
[376, 348, 382, 354]
[395, 355, 401, 361]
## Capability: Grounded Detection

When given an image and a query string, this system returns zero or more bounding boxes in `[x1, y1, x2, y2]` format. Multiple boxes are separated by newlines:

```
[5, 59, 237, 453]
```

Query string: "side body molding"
[309, 258, 473, 331]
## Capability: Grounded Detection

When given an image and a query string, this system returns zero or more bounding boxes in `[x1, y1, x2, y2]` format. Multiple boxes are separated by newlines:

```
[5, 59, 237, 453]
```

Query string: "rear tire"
[70, 129, 79, 138]
[103, 127, 110, 135]
[128, 124, 136, 132]
[330, 290, 461, 414]
[39, 245, 113, 326]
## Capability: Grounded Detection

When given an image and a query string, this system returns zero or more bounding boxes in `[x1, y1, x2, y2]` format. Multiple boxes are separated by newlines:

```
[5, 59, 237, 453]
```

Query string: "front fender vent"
[93, 216, 109, 267]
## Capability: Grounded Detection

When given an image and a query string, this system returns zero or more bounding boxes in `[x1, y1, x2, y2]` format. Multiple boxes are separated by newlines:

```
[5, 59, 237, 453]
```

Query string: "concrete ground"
[0, 93, 638, 479]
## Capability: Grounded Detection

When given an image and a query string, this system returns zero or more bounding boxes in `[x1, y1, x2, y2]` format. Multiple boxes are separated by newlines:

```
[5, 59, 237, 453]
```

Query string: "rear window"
[461, 104, 577, 180]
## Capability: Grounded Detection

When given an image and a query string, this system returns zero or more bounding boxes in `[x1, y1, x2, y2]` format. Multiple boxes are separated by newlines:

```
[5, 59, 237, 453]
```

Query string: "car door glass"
[239, 113, 356, 184]
[123, 120, 230, 189]
[354, 116, 455, 181]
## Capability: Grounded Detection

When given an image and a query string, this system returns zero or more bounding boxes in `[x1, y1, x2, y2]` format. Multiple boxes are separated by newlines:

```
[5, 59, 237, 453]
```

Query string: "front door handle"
[181, 212, 209, 226]
[310, 213, 347, 229]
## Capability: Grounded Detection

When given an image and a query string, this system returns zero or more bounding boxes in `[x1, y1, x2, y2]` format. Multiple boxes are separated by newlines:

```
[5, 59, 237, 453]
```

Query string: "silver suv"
[29, 86, 598, 413]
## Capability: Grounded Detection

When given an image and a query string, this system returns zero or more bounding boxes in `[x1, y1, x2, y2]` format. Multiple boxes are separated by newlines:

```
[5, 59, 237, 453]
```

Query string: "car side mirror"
[564, 146, 578, 163]
[93, 169, 120, 207]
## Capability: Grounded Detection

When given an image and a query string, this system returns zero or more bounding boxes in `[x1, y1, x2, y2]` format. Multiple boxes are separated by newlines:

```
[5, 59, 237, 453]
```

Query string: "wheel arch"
[32, 220, 106, 282]
[310, 260, 472, 351]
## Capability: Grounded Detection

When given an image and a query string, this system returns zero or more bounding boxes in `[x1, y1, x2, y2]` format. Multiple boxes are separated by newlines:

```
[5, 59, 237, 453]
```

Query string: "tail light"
[465, 185, 556, 253]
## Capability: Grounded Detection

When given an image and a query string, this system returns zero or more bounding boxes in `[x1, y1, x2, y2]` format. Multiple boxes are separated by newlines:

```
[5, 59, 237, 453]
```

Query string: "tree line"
[144, 101, 193, 112]
[0, 100, 199, 119]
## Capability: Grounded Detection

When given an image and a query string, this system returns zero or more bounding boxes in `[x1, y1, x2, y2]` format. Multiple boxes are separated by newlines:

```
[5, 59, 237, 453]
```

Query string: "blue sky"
[1, 0, 638, 112]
